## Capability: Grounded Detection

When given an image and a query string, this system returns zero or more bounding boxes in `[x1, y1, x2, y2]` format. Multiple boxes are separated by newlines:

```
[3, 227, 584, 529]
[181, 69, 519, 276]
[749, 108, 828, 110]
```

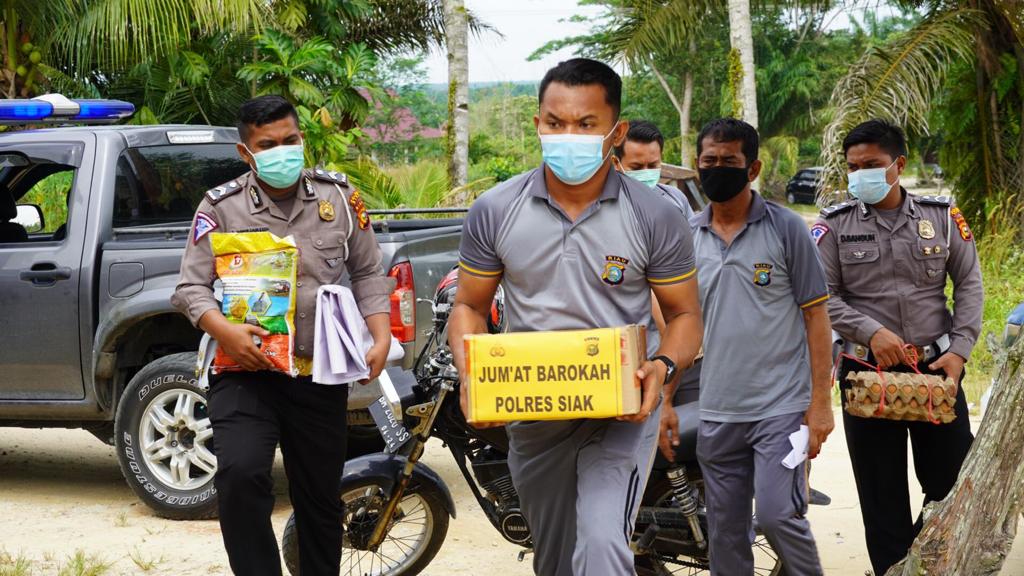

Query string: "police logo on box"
[585, 336, 600, 357]
[753, 263, 773, 286]
[601, 255, 629, 285]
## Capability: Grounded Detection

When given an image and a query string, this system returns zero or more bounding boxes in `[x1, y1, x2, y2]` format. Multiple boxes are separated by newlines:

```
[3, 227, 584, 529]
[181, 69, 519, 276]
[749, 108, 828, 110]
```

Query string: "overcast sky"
[420, 1, 902, 85]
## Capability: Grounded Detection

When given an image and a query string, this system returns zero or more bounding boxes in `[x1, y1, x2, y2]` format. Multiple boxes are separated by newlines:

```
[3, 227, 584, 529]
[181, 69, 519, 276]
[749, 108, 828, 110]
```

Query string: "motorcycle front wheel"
[282, 477, 450, 576]
[635, 476, 782, 576]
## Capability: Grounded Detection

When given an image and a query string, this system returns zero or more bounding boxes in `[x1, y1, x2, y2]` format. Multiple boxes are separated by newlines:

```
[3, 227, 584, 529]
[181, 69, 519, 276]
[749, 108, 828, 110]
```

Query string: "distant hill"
[422, 81, 538, 100]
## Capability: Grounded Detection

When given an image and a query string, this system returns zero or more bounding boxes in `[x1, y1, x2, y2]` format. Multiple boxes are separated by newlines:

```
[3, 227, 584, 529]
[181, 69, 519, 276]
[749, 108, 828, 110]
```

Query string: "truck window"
[1, 143, 84, 243]
[114, 144, 248, 228]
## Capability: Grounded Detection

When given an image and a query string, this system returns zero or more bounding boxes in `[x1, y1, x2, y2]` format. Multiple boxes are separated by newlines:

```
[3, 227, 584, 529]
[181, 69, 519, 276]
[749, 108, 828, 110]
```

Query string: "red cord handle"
[833, 344, 940, 424]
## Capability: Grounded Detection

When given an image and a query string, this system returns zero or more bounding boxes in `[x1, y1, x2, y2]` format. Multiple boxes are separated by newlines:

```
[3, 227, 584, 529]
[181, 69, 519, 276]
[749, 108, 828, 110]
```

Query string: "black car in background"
[785, 166, 823, 204]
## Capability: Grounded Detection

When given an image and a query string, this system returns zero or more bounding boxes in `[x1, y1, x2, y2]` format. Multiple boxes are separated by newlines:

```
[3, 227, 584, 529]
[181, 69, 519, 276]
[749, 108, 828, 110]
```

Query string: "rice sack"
[210, 231, 299, 376]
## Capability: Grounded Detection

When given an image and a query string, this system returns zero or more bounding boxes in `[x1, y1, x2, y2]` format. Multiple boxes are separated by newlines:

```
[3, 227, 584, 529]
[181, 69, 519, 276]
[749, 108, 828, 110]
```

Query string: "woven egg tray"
[844, 371, 958, 423]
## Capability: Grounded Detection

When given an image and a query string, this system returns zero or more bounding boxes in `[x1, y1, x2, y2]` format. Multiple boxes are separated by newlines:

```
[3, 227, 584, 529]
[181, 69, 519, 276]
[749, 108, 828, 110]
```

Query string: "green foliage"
[485, 156, 524, 182]
[0, 549, 33, 576]
[724, 48, 744, 119]
[297, 106, 362, 165]
[819, 8, 984, 203]
[20, 172, 72, 233]
[56, 550, 112, 576]
[333, 157, 491, 212]
[759, 136, 799, 198]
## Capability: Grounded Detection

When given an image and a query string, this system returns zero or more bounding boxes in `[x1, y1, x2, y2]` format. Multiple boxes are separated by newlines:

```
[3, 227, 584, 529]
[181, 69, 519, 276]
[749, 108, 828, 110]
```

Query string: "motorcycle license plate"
[368, 395, 412, 453]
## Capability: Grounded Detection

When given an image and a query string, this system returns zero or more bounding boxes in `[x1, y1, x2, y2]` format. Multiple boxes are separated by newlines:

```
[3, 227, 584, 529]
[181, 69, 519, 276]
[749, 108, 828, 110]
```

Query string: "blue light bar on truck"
[73, 99, 135, 121]
[0, 100, 54, 121]
[0, 94, 134, 124]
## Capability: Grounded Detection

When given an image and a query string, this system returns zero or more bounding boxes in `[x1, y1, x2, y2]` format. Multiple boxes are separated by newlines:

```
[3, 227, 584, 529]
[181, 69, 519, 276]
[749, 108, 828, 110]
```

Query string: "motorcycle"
[281, 269, 798, 575]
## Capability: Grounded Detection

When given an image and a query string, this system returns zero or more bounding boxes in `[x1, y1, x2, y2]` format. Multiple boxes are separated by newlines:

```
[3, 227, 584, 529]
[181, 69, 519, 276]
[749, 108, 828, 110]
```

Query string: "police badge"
[585, 336, 600, 357]
[601, 255, 629, 285]
[753, 263, 773, 286]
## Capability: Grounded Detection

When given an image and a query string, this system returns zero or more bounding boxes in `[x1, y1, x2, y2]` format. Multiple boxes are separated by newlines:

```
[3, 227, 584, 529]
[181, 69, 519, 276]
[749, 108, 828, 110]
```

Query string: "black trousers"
[839, 359, 973, 575]
[208, 371, 349, 576]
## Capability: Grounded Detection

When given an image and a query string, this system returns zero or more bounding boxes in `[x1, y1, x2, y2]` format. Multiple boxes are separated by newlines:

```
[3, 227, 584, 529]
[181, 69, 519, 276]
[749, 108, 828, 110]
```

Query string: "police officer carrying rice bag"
[172, 95, 394, 576]
[813, 119, 983, 575]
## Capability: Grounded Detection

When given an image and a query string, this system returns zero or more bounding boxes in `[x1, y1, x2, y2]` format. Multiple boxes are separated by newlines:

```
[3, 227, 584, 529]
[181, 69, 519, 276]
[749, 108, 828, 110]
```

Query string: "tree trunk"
[885, 337, 1024, 575]
[726, 0, 758, 128]
[443, 0, 469, 193]
[679, 38, 695, 167]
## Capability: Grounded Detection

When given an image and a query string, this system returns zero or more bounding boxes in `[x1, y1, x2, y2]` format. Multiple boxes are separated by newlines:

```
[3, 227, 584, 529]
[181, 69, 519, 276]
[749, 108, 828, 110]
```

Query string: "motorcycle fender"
[342, 453, 457, 519]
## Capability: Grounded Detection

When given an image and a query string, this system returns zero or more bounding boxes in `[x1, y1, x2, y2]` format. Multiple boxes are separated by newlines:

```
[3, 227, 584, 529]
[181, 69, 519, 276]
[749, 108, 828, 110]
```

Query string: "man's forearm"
[365, 312, 391, 348]
[448, 304, 489, 377]
[657, 310, 703, 398]
[804, 305, 834, 400]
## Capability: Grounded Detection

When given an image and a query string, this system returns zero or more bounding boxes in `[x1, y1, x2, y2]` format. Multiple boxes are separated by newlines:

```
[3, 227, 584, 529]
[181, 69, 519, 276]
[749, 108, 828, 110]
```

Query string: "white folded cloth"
[314, 284, 404, 385]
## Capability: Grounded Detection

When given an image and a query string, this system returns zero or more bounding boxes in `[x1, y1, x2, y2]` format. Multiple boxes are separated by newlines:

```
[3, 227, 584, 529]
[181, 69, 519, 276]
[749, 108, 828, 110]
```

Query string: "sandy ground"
[2, 411, 1023, 575]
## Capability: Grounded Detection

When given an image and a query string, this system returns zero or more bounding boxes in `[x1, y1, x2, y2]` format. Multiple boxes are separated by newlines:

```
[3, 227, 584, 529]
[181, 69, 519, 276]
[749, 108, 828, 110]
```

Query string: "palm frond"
[50, 0, 265, 71]
[818, 8, 985, 204]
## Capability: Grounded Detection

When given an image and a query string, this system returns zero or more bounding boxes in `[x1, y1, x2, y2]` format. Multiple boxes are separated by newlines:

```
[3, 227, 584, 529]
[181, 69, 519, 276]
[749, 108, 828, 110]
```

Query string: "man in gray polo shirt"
[690, 119, 834, 575]
[448, 58, 703, 576]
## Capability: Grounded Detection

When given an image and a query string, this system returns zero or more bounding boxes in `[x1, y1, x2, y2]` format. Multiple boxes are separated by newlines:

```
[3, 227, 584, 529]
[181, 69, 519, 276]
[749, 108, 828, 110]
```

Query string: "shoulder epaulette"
[913, 194, 952, 207]
[204, 179, 244, 204]
[820, 200, 856, 219]
[311, 167, 349, 186]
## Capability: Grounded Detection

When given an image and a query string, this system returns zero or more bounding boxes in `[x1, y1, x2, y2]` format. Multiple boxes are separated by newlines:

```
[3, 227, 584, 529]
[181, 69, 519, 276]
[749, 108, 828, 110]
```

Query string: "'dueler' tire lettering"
[114, 352, 219, 520]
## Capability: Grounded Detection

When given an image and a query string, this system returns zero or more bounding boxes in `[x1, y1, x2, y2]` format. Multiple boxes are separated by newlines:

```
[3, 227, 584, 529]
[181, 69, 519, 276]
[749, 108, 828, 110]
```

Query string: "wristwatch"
[650, 355, 677, 385]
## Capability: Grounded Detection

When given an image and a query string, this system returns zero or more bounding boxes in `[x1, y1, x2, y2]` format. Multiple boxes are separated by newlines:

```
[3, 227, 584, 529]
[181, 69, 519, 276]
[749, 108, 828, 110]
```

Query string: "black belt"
[841, 333, 951, 365]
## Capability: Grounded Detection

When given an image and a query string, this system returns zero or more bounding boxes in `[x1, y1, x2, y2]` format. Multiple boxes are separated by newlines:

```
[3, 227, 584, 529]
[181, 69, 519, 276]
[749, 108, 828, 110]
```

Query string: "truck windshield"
[114, 144, 248, 228]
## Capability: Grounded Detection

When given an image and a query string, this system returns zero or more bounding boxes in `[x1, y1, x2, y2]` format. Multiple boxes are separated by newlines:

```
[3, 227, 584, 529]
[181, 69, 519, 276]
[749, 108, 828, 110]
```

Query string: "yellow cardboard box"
[464, 325, 646, 423]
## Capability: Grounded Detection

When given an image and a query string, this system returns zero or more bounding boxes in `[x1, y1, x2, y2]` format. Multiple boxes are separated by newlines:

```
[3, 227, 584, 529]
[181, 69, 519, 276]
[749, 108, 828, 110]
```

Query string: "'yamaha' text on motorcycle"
[282, 269, 791, 575]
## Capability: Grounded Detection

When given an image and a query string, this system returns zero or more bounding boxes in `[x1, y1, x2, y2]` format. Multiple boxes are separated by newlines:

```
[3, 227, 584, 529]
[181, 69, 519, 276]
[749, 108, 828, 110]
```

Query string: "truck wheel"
[115, 352, 219, 520]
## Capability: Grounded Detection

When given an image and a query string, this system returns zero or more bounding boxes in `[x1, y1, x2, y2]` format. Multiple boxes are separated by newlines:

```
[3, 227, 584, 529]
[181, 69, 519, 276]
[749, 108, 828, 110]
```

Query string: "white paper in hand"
[781, 425, 809, 469]
[313, 285, 404, 385]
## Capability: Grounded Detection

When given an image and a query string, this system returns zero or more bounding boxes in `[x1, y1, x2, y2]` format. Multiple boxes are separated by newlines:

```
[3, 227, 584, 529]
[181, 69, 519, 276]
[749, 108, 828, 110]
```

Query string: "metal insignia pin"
[248, 186, 262, 207]
[853, 251, 866, 259]
[924, 246, 932, 255]
[935, 245, 942, 254]
[318, 200, 336, 222]
[918, 219, 936, 239]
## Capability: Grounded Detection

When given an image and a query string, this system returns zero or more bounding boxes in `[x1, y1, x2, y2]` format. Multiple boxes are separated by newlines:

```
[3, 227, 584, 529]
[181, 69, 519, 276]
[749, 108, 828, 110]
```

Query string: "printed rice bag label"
[210, 232, 299, 376]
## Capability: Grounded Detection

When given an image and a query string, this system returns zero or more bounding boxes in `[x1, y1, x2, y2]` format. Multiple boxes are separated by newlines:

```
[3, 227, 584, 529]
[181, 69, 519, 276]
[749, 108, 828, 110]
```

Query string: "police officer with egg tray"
[172, 95, 393, 576]
[813, 119, 982, 575]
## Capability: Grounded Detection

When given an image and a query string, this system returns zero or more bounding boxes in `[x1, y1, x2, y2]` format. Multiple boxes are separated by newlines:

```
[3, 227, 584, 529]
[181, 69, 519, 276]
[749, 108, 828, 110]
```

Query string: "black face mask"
[699, 166, 750, 203]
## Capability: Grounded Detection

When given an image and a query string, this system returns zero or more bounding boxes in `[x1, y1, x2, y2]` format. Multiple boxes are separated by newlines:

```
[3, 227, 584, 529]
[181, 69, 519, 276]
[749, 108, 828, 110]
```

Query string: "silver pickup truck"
[0, 123, 462, 519]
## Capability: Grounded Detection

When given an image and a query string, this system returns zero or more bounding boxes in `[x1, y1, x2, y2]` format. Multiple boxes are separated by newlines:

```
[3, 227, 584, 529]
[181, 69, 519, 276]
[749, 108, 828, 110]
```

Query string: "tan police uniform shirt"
[171, 168, 394, 359]
[812, 190, 983, 360]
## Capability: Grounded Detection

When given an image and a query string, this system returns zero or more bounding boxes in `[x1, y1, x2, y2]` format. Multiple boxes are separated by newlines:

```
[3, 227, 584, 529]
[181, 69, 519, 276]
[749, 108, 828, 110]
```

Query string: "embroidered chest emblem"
[753, 263, 773, 286]
[601, 255, 630, 285]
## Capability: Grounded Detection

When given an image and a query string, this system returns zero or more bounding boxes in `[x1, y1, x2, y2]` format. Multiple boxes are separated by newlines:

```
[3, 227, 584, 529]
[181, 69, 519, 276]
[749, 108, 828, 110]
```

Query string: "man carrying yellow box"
[447, 58, 703, 576]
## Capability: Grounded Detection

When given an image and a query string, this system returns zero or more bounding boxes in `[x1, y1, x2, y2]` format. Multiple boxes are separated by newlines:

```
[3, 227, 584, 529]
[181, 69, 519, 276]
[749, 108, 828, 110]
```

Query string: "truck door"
[0, 140, 90, 400]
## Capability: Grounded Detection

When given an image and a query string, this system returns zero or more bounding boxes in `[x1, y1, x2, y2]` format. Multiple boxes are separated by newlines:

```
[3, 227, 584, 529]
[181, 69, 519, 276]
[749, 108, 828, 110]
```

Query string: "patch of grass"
[56, 551, 111, 576]
[0, 549, 33, 576]
[964, 234, 1024, 406]
[128, 548, 162, 572]
[113, 512, 128, 528]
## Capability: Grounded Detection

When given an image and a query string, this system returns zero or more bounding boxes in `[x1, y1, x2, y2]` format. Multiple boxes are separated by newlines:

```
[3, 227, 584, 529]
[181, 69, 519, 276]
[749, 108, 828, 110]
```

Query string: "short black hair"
[237, 95, 299, 142]
[842, 119, 908, 160]
[538, 58, 622, 119]
[614, 120, 664, 158]
[696, 118, 759, 164]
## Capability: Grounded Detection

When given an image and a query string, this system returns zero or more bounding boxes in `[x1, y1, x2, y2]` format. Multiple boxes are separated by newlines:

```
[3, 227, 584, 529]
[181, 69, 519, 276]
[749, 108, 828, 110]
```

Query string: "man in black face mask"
[689, 118, 834, 575]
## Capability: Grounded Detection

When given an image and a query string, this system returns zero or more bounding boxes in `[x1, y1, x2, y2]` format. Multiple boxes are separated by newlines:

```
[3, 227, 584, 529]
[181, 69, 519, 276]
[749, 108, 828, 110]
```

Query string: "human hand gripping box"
[464, 326, 646, 423]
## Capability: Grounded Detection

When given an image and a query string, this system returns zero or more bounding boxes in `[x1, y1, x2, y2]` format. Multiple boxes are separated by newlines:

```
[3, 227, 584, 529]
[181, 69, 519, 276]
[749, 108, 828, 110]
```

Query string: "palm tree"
[727, 0, 759, 128]
[0, 0, 264, 97]
[443, 0, 469, 189]
[819, 1, 1023, 240]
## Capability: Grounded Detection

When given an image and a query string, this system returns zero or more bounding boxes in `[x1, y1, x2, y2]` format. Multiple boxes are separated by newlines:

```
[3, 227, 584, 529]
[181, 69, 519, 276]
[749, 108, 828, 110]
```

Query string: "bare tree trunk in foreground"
[886, 337, 1024, 575]
[443, 0, 469, 196]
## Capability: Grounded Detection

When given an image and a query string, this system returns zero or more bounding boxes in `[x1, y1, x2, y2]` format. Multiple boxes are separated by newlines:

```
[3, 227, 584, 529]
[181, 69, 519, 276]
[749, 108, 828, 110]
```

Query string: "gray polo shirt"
[656, 183, 695, 220]
[459, 166, 696, 357]
[690, 192, 828, 422]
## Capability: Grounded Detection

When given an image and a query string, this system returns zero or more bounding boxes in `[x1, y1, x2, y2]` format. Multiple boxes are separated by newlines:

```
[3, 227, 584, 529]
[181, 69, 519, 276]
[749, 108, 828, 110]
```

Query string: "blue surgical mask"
[245, 142, 305, 189]
[539, 125, 618, 185]
[847, 159, 897, 205]
[625, 168, 662, 188]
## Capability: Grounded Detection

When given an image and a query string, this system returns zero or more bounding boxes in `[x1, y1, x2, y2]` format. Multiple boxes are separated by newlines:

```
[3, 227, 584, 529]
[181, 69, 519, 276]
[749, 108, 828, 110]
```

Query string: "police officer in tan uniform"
[172, 95, 393, 576]
[813, 119, 982, 575]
